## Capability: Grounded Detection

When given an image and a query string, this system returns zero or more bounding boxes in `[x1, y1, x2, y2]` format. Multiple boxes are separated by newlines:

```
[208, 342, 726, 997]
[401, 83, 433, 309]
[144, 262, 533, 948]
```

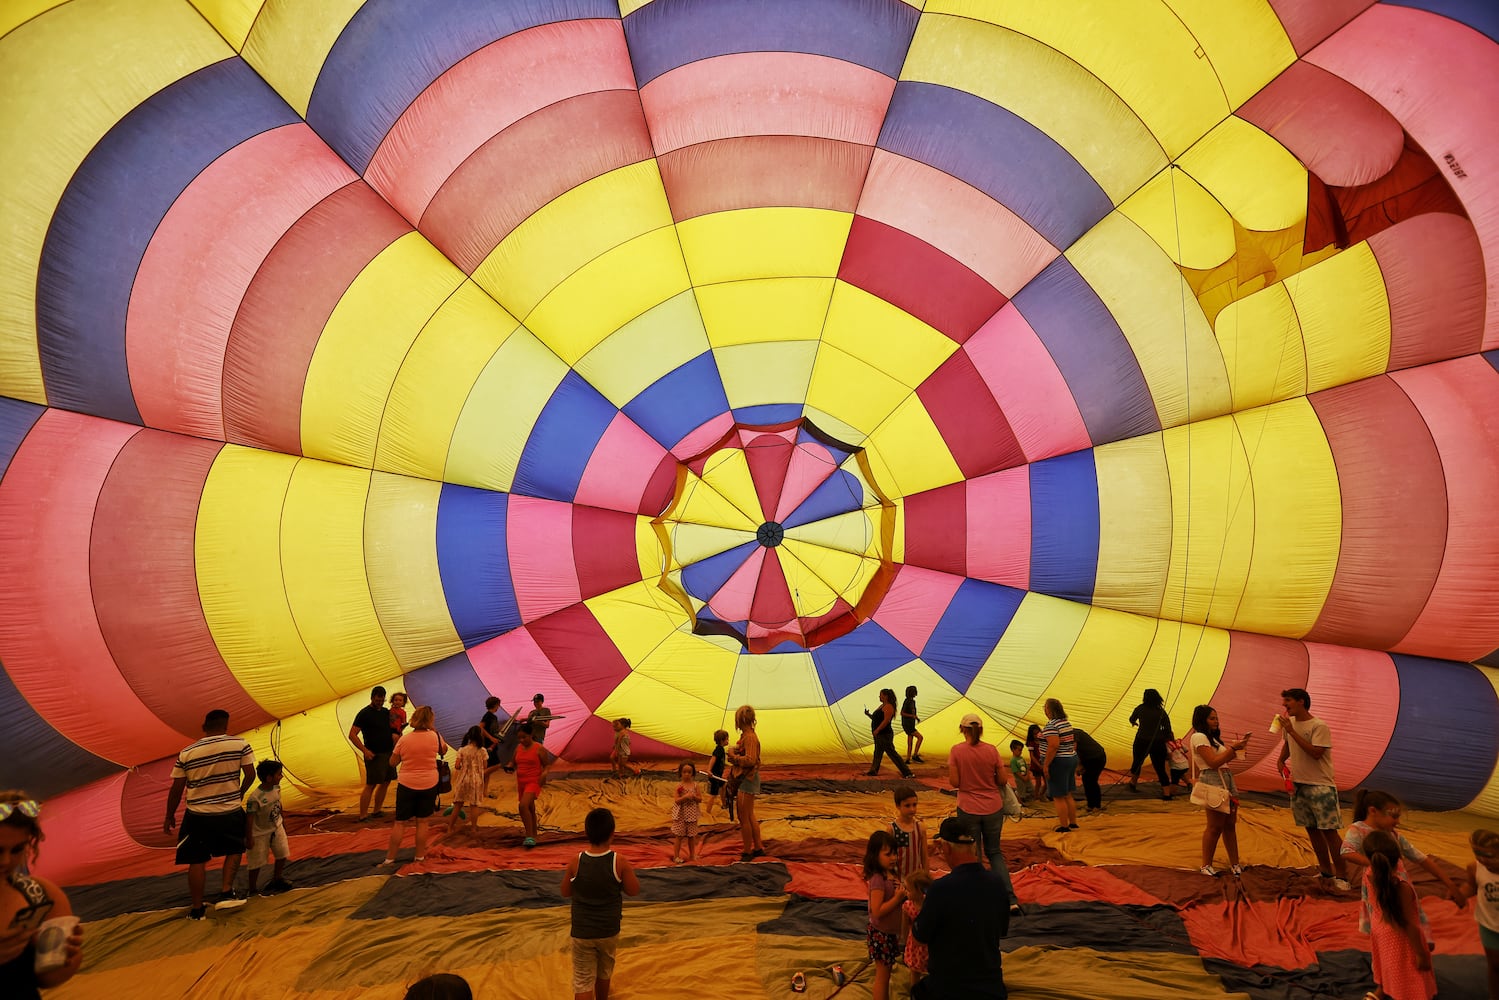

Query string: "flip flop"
[790, 972, 806, 993]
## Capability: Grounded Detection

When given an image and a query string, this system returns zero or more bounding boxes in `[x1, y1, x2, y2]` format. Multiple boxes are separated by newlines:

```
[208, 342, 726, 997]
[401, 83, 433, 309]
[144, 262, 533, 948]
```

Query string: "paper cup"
[33, 914, 80, 973]
[1269, 716, 1283, 735]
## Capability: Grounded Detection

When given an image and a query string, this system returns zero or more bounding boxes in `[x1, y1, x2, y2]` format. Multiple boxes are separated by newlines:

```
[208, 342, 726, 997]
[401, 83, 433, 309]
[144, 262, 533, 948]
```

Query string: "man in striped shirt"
[163, 709, 256, 920]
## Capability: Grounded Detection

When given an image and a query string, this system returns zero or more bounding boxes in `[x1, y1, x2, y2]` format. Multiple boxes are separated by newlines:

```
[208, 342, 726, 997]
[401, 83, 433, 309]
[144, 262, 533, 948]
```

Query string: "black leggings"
[1080, 756, 1105, 809]
[1130, 738, 1170, 786]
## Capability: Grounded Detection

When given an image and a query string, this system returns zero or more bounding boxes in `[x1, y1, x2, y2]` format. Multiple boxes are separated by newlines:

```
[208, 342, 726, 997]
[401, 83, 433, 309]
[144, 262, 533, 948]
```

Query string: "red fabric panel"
[902, 484, 967, 577]
[838, 215, 1007, 344]
[1265, 0, 1375, 54]
[1182, 897, 1366, 968]
[1304, 172, 1342, 252]
[744, 434, 792, 522]
[564, 714, 689, 760]
[916, 350, 1024, 479]
[120, 757, 178, 850]
[92, 431, 269, 738]
[642, 454, 678, 517]
[527, 605, 630, 710]
[656, 134, 871, 220]
[223, 182, 412, 454]
[1208, 632, 1308, 786]
[1330, 136, 1467, 247]
[1369, 213, 1486, 370]
[1304, 378, 1446, 647]
[750, 549, 797, 627]
[1012, 862, 1168, 907]
[782, 860, 866, 900]
[572, 506, 644, 598]
[421, 90, 654, 273]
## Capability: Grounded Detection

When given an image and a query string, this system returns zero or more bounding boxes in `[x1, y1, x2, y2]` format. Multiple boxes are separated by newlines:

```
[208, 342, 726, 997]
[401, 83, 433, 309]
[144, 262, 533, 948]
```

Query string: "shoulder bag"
[1188, 736, 1232, 813]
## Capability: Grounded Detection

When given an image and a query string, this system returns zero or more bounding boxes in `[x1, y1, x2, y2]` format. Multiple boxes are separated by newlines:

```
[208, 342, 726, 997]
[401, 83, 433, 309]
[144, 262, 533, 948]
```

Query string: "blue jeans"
[957, 807, 1016, 906]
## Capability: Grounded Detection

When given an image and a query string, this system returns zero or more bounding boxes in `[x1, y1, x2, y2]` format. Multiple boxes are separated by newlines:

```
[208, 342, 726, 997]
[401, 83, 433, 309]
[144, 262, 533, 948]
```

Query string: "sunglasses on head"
[0, 801, 40, 822]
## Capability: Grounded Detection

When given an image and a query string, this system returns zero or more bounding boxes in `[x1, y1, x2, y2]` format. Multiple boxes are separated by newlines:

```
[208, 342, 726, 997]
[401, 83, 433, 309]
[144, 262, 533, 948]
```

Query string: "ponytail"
[1363, 830, 1407, 930]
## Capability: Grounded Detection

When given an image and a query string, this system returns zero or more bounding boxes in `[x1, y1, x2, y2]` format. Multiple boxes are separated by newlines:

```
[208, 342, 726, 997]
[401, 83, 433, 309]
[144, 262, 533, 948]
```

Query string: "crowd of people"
[8, 686, 1499, 1000]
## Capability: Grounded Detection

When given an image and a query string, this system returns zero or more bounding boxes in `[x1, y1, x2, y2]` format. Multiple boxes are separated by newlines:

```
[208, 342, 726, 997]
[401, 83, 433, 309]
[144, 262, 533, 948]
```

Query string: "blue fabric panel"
[1363, 654, 1499, 811]
[1483, 349, 1499, 374]
[782, 469, 863, 529]
[1477, 647, 1499, 668]
[1012, 258, 1160, 445]
[1390, 0, 1499, 43]
[812, 621, 916, 703]
[404, 649, 491, 748]
[307, 0, 616, 172]
[1029, 449, 1100, 603]
[436, 485, 519, 645]
[0, 662, 119, 800]
[681, 541, 758, 601]
[36, 59, 299, 426]
[921, 579, 1024, 693]
[733, 403, 803, 425]
[0, 397, 44, 481]
[623, 0, 919, 87]
[878, 81, 1114, 250]
[515, 372, 616, 502]
[622, 352, 729, 449]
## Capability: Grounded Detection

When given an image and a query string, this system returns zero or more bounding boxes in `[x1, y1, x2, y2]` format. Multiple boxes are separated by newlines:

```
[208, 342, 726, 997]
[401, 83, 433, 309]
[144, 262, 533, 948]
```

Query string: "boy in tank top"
[561, 807, 641, 1000]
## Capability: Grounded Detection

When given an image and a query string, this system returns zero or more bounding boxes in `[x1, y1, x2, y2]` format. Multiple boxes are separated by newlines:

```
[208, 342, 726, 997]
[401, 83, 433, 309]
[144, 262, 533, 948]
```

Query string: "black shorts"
[901, 720, 917, 735]
[175, 809, 247, 865]
[365, 752, 395, 785]
[395, 783, 439, 821]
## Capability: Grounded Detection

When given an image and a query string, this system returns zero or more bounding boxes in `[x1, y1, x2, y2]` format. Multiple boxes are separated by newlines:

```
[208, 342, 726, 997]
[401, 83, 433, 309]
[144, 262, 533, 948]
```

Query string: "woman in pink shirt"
[947, 714, 1021, 915]
[382, 705, 448, 866]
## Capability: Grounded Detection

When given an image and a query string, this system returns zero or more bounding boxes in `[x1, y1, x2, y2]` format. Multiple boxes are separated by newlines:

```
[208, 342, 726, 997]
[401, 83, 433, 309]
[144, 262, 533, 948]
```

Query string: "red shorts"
[518, 781, 542, 799]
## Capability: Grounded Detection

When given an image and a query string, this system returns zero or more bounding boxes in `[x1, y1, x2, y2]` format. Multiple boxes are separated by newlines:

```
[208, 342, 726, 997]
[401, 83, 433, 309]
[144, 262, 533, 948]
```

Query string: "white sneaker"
[1199, 865, 1220, 877]
[1230, 864, 1243, 877]
[1331, 877, 1351, 892]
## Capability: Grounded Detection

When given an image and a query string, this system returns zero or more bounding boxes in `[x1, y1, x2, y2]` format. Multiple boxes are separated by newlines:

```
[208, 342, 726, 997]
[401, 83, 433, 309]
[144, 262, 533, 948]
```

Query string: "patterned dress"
[451, 744, 486, 804]
[1364, 869, 1437, 1000]
[902, 898, 928, 973]
[670, 782, 700, 836]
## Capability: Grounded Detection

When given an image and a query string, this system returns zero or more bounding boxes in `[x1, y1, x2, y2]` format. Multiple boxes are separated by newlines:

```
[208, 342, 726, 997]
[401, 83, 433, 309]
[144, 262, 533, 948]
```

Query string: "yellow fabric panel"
[374, 279, 522, 482]
[280, 459, 402, 691]
[1230, 400, 1340, 637]
[586, 582, 693, 667]
[1119, 167, 1236, 271]
[302, 233, 466, 469]
[595, 668, 729, 753]
[928, 0, 1227, 158]
[697, 449, 762, 523]
[618, 0, 651, 14]
[526, 226, 691, 365]
[861, 395, 963, 499]
[1178, 116, 1307, 232]
[575, 290, 709, 405]
[667, 523, 757, 564]
[820, 282, 957, 388]
[186, 0, 265, 49]
[0, 0, 68, 38]
[198, 445, 334, 716]
[1169, 0, 1296, 109]
[474, 161, 673, 319]
[805, 344, 908, 438]
[445, 328, 569, 491]
[1288, 242, 1390, 393]
[776, 543, 855, 617]
[629, 627, 738, 707]
[1213, 284, 1308, 412]
[676, 208, 851, 285]
[1093, 433, 1170, 618]
[1468, 666, 1499, 816]
[967, 593, 1088, 736]
[240, 0, 367, 118]
[1035, 606, 1162, 758]
[726, 652, 823, 712]
[904, 15, 1166, 204]
[712, 341, 819, 411]
[668, 480, 758, 536]
[0, 0, 229, 404]
[1067, 213, 1230, 428]
[784, 509, 877, 557]
[1158, 415, 1254, 626]
[239, 692, 389, 805]
[729, 704, 850, 759]
[698, 277, 834, 348]
[799, 407, 869, 451]
[828, 662, 950, 749]
[1089, 618, 1230, 757]
[363, 472, 463, 671]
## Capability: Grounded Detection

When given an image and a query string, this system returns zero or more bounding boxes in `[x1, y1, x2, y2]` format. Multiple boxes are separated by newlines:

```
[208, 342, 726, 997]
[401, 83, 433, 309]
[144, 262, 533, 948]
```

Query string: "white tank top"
[1477, 861, 1499, 933]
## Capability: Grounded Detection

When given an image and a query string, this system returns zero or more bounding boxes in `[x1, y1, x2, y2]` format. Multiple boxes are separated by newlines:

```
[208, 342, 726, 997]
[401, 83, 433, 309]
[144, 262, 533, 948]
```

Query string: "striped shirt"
[172, 734, 254, 814]
[1039, 718, 1076, 767]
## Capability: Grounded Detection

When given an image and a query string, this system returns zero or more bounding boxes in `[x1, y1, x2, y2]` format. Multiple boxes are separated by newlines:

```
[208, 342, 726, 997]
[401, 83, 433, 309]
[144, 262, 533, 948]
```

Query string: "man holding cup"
[1275, 687, 1351, 891]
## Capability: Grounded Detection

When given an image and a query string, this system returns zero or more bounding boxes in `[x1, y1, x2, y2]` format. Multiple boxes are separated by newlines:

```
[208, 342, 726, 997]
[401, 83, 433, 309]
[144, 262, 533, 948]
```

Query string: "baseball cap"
[959, 713, 982, 729]
[934, 816, 976, 844]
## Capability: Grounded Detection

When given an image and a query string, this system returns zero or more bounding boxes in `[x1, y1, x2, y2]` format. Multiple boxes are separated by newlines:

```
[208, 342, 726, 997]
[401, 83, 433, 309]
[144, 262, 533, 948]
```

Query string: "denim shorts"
[1046, 756, 1078, 798]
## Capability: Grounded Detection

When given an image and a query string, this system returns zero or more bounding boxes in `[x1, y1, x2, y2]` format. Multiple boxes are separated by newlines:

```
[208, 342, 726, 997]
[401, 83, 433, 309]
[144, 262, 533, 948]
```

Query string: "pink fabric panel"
[27, 772, 136, 885]
[1267, 0, 1375, 55]
[1368, 213, 1486, 370]
[573, 413, 672, 514]
[364, 19, 634, 224]
[1389, 358, 1499, 660]
[466, 628, 585, 749]
[0, 411, 186, 765]
[506, 496, 582, 623]
[872, 565, 963, 656]
[1215, 632, 1310, 790]
[965, 468, 1030, 588]
[127, 124, 355, 439]
[1235, 61, 1402, 187]
[964, 305, 1092, 463]
[640, 51, 895, 155]
[1300, 644, 1400, 789]
[773, 443, 843, 523]
[1308, 5, 1499, 349]
[672, 412, 735, 459]
[858, 150, 1059, 295]
[708, 548, 766, 623]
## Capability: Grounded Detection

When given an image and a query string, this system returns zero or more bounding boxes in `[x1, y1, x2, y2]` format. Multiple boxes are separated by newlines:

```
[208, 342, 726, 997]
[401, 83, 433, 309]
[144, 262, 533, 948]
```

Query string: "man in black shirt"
[913, 816, 1009, 999]
[348, 686, 394, 820]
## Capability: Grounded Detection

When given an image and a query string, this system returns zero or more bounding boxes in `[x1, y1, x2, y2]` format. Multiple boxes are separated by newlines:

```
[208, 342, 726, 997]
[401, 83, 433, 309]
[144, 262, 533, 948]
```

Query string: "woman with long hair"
[866, 688, 913, 778]
[1190, 704, 1251, 877]
[728, 704, 766, 862]
[0, 790, 85, 997]
[1127, 688, 1176, 798]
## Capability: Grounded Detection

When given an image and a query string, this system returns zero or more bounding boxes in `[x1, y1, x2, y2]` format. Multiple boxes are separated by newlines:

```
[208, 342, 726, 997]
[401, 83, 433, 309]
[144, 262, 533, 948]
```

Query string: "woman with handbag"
[382, 705, 448, 865]
[1189, 704, 1251, 877]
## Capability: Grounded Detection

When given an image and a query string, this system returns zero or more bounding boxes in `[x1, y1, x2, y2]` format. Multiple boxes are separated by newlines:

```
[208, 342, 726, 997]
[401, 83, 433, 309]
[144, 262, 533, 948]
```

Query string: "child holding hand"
[902, 869, 933, 990]
[708, 729, 733, 821]
[671, 762, 702, 864]
[863, 830, 906, 1000]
